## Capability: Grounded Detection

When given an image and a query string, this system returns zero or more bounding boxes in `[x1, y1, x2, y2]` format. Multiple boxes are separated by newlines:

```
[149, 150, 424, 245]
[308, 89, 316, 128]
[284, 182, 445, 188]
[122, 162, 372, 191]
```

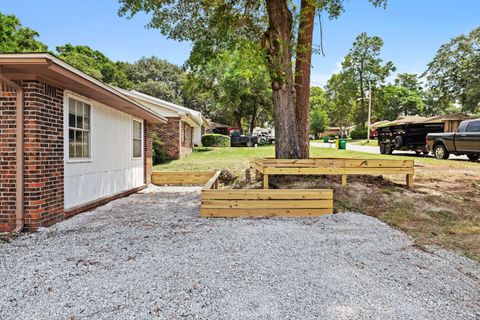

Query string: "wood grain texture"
[200, 188, 334, 218]
[151, 171, 216, 185]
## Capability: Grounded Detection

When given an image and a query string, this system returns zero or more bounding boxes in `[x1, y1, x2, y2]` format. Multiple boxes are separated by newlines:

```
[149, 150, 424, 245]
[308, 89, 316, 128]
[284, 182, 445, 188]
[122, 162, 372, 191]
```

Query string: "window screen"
[68, 98, 91, 159]
[133, 120, 143, 158]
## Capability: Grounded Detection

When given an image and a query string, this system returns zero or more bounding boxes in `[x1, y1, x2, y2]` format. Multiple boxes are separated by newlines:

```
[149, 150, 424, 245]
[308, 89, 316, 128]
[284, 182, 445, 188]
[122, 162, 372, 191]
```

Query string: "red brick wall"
[153, 117, 180, 159]
[0, 80, 64, 232]
[0, 84, 17, 231]
[153, 117, 194, 160]
[23, 81, 64, 231]
[144, 121, 153, 184]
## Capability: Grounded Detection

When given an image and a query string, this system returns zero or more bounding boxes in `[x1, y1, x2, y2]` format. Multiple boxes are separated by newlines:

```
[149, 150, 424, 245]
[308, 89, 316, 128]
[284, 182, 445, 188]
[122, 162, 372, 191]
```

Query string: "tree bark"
[263, 0, 301, 159]
[294, 0, 316, 159]
[249, 99, 258, 135]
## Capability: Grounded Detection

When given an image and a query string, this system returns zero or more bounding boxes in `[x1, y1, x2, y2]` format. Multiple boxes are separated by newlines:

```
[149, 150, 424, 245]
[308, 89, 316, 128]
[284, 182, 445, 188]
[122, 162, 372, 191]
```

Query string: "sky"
[2, 0, 479, 86]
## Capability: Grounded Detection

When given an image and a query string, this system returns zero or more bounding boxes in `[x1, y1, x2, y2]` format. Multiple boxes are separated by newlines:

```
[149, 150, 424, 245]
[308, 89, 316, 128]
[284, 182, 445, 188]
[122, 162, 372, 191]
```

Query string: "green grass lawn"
[154, 145, 479, 174]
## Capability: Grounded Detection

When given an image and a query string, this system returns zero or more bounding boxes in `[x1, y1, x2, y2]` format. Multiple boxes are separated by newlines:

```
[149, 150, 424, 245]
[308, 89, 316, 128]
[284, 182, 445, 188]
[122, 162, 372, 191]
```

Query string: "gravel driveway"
[1, 186, 479, 319]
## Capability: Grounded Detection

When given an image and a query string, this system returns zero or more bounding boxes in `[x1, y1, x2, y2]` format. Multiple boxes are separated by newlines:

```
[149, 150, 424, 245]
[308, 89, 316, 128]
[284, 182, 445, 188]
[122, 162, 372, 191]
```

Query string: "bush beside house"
[201, 134, 230, 147]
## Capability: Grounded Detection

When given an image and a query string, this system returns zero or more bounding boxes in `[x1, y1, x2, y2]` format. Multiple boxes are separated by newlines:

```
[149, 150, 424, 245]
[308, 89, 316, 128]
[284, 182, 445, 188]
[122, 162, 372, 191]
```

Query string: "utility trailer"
[377, 121, 444, 155]
[376, 115, 472, 155]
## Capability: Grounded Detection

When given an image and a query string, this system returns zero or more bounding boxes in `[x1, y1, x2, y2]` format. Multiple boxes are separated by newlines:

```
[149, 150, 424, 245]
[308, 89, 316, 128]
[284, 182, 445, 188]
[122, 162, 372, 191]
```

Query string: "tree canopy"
[0, 12, 47, 52]
[341, 32, 396, 126]
[424, 27, 480, 114]
[184, 41, 272, 133]
[126, 56, 186, 104]
[118, 0, 388, 159]
[56, 44, 130, 87]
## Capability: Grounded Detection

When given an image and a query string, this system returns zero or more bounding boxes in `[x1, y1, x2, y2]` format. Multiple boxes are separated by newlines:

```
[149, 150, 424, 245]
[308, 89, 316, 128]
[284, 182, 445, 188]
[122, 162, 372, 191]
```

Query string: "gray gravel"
[1, 186, 479, 320]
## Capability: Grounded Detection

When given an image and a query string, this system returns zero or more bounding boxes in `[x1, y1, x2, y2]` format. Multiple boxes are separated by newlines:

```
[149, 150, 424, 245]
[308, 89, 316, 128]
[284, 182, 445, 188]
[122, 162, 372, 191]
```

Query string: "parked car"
[426, 119, 480, 160]
[230, 131, 258, 147]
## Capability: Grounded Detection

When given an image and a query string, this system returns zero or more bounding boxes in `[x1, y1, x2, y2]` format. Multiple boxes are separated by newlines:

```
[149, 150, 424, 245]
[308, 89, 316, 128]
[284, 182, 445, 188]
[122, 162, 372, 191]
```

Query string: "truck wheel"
[467, 154, 479, 161]
[394, 136, 404, 148]
[385, 144, 393, 155]
[246, 141, 253, 147]
[379, 144, 386, 154]
[434, 144, 449, 160]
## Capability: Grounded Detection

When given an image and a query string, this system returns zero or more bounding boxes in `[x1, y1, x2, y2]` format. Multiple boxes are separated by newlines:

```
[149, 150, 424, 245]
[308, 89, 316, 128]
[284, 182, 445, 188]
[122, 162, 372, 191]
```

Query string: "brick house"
[119, 90, 210, 159]
[0, 53, 167, 232]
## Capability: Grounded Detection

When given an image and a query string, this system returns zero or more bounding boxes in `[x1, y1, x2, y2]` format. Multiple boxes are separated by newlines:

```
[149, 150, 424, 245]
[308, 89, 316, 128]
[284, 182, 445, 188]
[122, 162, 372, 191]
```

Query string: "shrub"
[350, 127, 368, 139]
[201, 134, 230, 147]
[152, 132, 168, 164]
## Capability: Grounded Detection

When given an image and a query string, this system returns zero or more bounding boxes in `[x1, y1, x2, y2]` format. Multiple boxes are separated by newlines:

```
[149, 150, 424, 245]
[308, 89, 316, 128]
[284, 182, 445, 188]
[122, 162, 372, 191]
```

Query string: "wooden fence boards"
[251, 157, 415, 188]
[200, 188, 333, 218]
[151, 171, 216, 185]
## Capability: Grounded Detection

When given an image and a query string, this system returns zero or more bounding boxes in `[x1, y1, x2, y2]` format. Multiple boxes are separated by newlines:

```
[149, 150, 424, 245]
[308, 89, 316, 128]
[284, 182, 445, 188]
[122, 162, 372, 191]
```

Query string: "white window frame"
[132, 118, 144, 159]
[64, 93, 93, 163]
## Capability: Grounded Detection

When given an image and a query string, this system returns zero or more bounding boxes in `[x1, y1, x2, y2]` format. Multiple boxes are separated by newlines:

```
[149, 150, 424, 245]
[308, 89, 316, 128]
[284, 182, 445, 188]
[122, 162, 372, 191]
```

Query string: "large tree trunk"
[294, 0, 316, 159]
[263, 0, 301, 159]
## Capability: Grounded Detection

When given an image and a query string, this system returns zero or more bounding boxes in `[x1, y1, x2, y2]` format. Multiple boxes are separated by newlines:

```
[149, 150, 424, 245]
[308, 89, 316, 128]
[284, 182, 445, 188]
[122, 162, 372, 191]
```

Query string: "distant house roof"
[377, 114, 473, 128]
[118, 89, 210, 128]
[209, 121, 230, 129]
[0, 53, 167, 124]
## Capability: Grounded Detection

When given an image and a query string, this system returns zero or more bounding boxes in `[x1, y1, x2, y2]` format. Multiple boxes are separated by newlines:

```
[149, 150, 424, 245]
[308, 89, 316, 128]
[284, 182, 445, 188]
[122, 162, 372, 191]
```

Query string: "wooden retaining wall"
[201, 187, 333, 218]
[152, 170, 334, 218]
[151, 171, 218, 186]
[251, 157, 415, 188]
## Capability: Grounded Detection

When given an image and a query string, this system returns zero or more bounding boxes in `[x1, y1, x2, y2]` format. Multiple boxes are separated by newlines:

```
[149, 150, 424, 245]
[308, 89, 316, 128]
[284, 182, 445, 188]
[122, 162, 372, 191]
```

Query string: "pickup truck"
[230, 131, 258, 147]
[426, 119, 480, 160]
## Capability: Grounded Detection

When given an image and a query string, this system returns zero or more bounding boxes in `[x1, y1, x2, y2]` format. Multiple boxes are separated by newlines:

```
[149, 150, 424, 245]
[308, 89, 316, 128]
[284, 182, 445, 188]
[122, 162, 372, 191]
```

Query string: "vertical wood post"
[263, 174, 269, 189]
[406, 174, 414, 188]
[341, 175, 347, 186]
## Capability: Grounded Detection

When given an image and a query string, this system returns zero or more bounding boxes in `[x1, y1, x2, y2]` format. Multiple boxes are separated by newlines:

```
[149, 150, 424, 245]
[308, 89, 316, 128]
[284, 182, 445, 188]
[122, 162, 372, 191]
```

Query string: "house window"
[133, 120, 143, 158]
[68, 98, 91, 159]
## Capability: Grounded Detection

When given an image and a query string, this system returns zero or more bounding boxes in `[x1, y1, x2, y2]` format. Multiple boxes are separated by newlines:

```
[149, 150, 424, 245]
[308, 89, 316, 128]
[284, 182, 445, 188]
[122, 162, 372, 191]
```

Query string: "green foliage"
[394, 73, 423, 92]
[341, 32, 396, 125]
[376, 85, 424, 120]
[184, 40, 272, 131]
[126, 56, 186, 104]
[56, 44, 130, 87]
[310, 107, 330, 135]
[424, 27, 480, 113]
[350, 127, 368, 139]
[201, 134, 231, 147]
[152, 132, 168, 164]
[324, 73, 356, 127]
[0, 12, 48, 52]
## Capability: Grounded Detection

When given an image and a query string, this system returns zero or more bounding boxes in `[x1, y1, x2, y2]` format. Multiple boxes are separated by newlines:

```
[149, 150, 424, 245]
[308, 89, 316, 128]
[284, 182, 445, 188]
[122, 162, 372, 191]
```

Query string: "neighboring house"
[119, 90, 210, 159]
[208, 121, 230, 136]
[0, 53, 167, 232]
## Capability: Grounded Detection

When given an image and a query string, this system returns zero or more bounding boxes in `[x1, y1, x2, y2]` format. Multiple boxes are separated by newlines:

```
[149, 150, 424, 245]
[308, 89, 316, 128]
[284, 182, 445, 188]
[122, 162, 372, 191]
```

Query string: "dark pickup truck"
[230, 131, 258, 147]
[427, 119, 480, 160]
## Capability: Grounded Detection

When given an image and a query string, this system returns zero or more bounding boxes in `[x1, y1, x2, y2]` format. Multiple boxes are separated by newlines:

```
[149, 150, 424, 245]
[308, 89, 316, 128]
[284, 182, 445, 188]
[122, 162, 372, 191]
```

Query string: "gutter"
[0, 72, 24, 233]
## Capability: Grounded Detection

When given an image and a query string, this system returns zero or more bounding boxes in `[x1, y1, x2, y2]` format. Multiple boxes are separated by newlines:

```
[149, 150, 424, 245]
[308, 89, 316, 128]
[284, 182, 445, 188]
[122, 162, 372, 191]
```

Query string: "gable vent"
[45, 84, 58, 99]
[0, 81, 16, 97]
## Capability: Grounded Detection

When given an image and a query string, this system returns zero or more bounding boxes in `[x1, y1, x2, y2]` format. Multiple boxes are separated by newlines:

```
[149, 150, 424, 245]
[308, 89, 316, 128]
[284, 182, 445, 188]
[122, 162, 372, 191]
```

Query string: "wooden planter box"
[151, 171, 220, 187]
[152, 170, 334, 218]
[250, 157, 415, 188]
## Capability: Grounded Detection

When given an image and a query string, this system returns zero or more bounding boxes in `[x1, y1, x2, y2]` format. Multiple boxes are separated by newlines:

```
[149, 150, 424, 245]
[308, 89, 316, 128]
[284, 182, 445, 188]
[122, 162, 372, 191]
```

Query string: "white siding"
[64, 92, 144, 209]
[193, 126, 202, 146]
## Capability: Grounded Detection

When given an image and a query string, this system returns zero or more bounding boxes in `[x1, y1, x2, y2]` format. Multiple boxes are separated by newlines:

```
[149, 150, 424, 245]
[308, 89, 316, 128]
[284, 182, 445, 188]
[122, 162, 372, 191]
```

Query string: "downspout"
[0, 72, 24, 233]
